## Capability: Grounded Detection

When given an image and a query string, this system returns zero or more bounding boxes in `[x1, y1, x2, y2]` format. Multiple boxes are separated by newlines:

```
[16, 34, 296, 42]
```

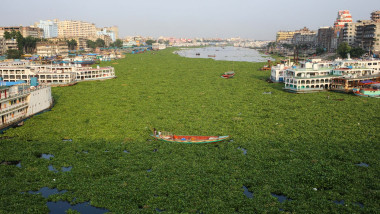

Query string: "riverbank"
[0, 48, 378, 213]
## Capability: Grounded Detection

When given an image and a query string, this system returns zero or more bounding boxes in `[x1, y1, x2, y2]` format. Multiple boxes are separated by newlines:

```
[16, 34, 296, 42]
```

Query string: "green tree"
[86, 40, 96, 49]
[316, 47, 325, 55]
[95, 38, 105, 48]
[145, 40, 155, 46]
[23, 36, 39, 54]
[350, 47, 365, 58]
[6, 49, 23, 59]
[67, 39, 78, 50]
[3, 31, 11, 39]
[110, 39, 123, 48]
[337, 42, 351, 58]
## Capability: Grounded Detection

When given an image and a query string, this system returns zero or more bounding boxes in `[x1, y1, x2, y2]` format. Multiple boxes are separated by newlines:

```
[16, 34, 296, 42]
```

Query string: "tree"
[316, 47, 326, 55]
[350, 47, 365, 58]
[3, 31, 11, 40]
[145, 40, 155, 46]
[95, 38, 105, 48]
[23, 36, 39, 54]
[337, 42, 351, 58]
[67, 39, 77, 50]
[86, 40, 96, 49]
[110, 39, 123, 48]
[6, 49, 23, 59]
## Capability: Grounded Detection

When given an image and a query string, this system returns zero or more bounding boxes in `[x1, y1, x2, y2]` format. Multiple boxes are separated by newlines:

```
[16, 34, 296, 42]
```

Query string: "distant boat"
[196, 53, 200, 56]
[221, 71, 235, 79]
[208, 54, 216, 57]
[151, 133, 230, 144]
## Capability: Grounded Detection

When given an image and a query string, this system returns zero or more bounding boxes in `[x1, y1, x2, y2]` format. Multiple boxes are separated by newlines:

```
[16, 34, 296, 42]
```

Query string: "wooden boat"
[151, 132, 230, 144]
[353, 82, 380, 98]
[208, 54, 216, 57]
[353, 88, 380, 98]
[221, 71, 235, 79]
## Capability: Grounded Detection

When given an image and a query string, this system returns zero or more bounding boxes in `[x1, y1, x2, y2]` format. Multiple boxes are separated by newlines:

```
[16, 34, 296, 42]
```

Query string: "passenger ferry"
[0, 63, 116, 86]
[0, 80, 53, 130]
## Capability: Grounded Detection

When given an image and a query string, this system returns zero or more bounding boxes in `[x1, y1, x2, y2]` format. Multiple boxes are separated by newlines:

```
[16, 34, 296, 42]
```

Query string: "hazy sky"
[1, 0, 378, 40]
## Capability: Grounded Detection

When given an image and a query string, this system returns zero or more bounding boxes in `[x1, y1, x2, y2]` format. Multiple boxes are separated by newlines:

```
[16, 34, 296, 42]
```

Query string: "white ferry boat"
[0, 80, 53, 130]
[0, 64, 116, 86]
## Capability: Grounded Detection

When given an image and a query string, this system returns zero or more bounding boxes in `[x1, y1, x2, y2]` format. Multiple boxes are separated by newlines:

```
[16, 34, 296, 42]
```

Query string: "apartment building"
[371, 11, 380, 23]
[36, 20, 59, 38]
[276, 31, 296, 43]
[317, 27, 334, 51]
[36, 41, 69, 57]
[58, 20, 97, 38]
[0, 26, 43, 38]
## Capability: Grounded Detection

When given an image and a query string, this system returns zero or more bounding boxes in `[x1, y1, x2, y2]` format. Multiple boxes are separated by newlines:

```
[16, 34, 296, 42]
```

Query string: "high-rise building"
[58, 20, 97, 38]
[332, 10, 353, 50]
[317, 27, 334, 52]
[36, 20, 58, 38]
[371, 11, 380, 23]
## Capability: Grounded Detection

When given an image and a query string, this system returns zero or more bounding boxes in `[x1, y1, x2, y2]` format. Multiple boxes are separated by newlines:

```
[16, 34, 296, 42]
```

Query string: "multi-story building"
[332, 10, 353, 50]
[0, 26, 43, 38]
[371, 11, 380, 23]
[356, 22, 380, 55]
[340, 22, 359, 46]
[36, 41, 69, 57]
[58, 20, 97, 39]
[317, 27, 334, 52]
[97, 28, 116, 42]
[276, 31, 296, 43]
[36, 20, 58, 38]
[292, 28, 317, 47]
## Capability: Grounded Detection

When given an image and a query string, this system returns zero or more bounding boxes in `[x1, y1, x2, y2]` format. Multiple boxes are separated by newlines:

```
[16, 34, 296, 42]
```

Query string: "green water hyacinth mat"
[0, 48, 379, 213]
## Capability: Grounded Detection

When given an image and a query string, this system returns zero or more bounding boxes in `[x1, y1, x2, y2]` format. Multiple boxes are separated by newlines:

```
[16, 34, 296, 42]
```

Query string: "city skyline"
[0, 0, 378, 40]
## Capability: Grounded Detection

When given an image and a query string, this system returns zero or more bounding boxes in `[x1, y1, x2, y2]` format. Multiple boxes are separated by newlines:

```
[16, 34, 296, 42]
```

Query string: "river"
[176, 46, 273, 62]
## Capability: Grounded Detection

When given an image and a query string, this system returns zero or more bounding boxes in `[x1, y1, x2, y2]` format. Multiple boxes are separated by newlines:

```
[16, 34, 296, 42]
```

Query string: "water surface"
[177, 46, 273, 62]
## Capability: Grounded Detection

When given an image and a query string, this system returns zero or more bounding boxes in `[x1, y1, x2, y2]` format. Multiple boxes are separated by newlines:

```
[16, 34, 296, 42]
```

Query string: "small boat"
[353, 82, 380, 98]
[208, 54, 216, 57]
[151, 132, 230, 144]
[196, 53, 200, 56]
[221, 71, 235, 79]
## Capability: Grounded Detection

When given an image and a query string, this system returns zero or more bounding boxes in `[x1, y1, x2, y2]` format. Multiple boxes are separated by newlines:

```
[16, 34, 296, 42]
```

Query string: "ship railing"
[0, 102, 28, 116]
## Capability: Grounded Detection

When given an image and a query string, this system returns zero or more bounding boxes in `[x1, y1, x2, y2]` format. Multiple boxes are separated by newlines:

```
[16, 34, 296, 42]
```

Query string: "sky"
[0, 0, 378, 40]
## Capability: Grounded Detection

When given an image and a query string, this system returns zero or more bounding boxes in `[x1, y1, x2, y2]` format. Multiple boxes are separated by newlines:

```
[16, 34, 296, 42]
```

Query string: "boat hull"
[151, 135, 230, 144]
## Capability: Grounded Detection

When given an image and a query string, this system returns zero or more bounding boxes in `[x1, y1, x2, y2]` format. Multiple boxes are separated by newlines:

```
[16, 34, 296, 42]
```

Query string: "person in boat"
[158, 131, 162, 137]
[153, 128, 157, 136]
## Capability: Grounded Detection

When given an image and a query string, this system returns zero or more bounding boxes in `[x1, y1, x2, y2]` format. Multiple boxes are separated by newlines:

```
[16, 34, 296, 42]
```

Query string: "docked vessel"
[151, 132, 229, 144]
[221, 71, 235, 79]
[353, 82, 380, 98]
[0, 80, 53, 130]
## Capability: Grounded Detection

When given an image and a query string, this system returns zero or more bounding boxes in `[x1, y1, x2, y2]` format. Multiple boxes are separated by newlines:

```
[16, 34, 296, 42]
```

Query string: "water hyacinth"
[0, 48, 379, 213]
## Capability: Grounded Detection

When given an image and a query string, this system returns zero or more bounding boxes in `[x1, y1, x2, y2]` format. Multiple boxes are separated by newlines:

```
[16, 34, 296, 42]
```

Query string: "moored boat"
[221, 71, 235, 79]
[353, 82, 380, 98]
[151, 132, 230, 144]
[208, 54, 216, 57]
[353, 87, 380, 98]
